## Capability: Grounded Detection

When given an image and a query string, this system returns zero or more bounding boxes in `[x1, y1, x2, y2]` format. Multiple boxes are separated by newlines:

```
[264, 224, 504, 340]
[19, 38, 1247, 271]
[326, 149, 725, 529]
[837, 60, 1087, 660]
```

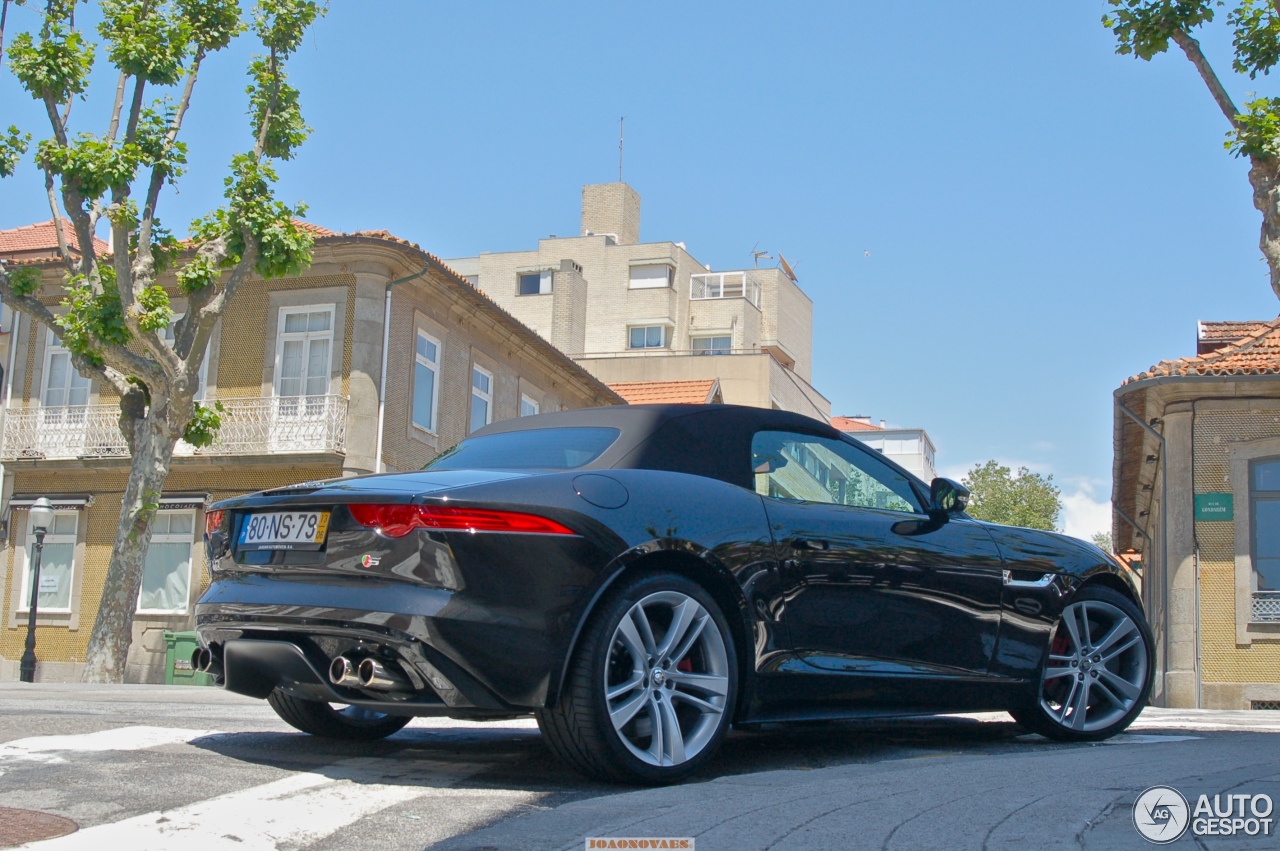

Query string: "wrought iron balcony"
[0, 395, 348, 461]
[1252, 591, 1280, 623]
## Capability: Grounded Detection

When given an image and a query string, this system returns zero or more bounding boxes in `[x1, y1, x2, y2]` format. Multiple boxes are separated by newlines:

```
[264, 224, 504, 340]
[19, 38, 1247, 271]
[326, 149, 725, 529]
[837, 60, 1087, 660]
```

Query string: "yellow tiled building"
[0, 223, 621, 682]
[1114, 317, 1280, 709]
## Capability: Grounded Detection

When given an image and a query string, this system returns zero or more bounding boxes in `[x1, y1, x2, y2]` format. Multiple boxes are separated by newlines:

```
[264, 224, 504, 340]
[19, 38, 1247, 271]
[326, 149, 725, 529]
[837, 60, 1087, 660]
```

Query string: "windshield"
[424, 427, 621, 471]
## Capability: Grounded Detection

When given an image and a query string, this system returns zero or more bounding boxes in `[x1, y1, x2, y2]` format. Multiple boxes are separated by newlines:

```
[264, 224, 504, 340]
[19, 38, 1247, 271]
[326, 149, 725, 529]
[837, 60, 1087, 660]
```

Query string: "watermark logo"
[1133, 786, 1190, 844]
[1134, 786, 1275, 842]
[585, 839, 693, 849]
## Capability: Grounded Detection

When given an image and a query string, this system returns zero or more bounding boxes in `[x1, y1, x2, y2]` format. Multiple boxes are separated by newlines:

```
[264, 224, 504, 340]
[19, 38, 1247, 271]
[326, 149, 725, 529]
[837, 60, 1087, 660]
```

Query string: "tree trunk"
[1248, 158, 1280, 302]
[79, 405, 178, 683]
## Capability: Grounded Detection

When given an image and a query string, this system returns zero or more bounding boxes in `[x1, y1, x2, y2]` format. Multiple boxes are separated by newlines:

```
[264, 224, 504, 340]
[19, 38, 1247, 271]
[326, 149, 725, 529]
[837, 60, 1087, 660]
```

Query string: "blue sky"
[3, 1, 1279, 538]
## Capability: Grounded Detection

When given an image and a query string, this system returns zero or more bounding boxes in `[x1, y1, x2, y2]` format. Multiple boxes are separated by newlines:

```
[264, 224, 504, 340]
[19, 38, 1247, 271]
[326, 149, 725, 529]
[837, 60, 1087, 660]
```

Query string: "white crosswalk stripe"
[0, 726, 221, 765]
[23, 758, 485, 850]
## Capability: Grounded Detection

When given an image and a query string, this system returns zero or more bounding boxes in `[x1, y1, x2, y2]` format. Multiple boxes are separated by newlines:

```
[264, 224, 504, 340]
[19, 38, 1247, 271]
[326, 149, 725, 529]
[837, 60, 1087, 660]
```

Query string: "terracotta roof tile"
[1196, 319, 1272, 355]
[830, 415, 883, 432]
[608, 379, 720, 405]
[1128, 315, 1280, 382]
[0, 219, 109, 259]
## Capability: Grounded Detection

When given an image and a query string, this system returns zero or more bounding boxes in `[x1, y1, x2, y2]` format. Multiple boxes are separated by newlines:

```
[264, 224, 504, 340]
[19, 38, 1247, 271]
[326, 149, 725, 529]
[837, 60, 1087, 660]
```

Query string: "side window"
[751, 430, 922, 514]
[413, 330, 440, 432]
[1252, 457, 1280, 591]
[137, 510, 196, 614]
[20, 510, 79, 612]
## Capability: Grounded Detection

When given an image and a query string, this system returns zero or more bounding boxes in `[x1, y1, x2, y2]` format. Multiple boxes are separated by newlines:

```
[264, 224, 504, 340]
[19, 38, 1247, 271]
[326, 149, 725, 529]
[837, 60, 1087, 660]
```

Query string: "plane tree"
[0, 0, 324, 681]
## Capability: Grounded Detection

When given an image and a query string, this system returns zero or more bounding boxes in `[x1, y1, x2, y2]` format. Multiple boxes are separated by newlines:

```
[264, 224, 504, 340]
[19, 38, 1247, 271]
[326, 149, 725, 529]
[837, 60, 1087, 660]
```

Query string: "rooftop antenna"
[751, 241, 773, 268]
[619, 117, 625, 182]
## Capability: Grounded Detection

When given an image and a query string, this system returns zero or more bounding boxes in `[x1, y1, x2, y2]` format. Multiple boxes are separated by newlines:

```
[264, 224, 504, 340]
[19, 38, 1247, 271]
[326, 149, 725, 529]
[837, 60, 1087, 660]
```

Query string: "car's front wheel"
[538, 572, 738, 784]
[1012, 585, 1153, 742]
[267, 690, 411, 741]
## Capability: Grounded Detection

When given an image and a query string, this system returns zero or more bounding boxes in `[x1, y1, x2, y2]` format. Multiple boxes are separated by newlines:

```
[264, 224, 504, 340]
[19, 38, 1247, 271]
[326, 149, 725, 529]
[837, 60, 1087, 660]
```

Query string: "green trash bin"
[164, 630, 213, 686]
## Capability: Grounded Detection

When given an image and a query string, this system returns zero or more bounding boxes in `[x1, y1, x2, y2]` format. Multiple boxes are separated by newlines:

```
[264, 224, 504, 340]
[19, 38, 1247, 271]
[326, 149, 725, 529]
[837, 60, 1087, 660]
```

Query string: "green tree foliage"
[961, 461, 1063, 531]
[1104, 0, 1280, 301]
[0, 0, 324, 682]
[1092, 531, 1114, 553]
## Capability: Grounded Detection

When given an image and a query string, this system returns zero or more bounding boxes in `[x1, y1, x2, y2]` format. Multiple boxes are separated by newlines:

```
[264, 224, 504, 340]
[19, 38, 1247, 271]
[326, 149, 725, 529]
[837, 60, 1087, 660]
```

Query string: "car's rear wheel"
[538, 572, 738, 784]
[267, 690, 411, 740]
[1011, 585, 1153, 742]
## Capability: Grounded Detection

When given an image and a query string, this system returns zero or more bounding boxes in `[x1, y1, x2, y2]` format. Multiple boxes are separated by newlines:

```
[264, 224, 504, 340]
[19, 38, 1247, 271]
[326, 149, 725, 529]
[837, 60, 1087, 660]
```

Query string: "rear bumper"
[195, 572, 564, 713]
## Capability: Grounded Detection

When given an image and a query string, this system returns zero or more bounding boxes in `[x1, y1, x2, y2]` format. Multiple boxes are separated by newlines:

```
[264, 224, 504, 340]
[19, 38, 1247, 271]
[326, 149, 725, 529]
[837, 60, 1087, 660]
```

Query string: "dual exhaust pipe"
[191, 646, 223, 679]
[329, 654, 411, 692]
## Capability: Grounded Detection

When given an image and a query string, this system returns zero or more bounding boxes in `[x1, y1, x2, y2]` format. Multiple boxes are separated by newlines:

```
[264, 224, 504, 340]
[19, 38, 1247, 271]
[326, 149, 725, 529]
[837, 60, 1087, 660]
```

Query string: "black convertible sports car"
[196, 404, 1153, 783]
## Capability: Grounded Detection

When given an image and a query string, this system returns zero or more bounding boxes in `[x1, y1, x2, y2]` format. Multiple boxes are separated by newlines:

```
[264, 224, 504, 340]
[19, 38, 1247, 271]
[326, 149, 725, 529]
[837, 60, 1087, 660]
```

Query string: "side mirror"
[929, 478, 970, 516]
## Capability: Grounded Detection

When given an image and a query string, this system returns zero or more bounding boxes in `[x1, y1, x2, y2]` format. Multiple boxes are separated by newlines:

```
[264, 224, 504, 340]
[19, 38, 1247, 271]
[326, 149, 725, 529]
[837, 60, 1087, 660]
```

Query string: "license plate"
[238, 511, 330, 551]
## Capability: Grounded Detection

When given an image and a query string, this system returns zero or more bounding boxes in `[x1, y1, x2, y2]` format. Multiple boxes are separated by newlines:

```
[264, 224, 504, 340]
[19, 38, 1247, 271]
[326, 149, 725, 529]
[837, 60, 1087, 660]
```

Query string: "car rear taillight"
[348, 504, 575, 538]
[205, 510, 225, 536]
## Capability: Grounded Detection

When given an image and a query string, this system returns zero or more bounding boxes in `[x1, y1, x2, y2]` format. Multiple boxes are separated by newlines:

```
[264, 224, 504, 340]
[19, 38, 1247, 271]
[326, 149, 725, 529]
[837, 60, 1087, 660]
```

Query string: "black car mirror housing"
[929, 477, 970, 520]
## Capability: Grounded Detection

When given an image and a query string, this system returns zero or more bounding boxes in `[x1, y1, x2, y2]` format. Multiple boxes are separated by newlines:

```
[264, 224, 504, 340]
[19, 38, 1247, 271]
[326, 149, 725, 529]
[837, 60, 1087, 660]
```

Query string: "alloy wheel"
[604, 590, 731, 767]
[1040, 599, 1148, 732]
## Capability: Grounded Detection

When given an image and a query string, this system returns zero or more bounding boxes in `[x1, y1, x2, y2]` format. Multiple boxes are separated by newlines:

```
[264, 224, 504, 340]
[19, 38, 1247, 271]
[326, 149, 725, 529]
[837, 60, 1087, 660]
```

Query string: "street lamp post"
[19, 497, 55, 683]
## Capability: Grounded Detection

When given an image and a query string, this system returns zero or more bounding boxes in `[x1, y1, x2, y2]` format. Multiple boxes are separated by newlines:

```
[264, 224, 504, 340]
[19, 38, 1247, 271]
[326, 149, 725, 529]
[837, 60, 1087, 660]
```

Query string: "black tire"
[1011, 585, 1154, 742]
[538, 571, 739, 785]
[267, 690, 411, 741]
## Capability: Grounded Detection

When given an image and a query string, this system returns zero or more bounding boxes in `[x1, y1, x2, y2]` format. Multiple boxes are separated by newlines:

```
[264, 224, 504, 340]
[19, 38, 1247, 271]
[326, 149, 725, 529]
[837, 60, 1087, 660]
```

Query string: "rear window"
[424, 427, 620, 471]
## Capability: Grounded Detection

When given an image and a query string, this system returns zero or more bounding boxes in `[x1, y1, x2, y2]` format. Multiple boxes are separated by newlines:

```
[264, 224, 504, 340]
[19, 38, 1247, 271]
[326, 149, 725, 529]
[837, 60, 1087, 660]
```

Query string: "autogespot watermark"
[585, 839, 694, 850]
[1133, 785, 1274, 843]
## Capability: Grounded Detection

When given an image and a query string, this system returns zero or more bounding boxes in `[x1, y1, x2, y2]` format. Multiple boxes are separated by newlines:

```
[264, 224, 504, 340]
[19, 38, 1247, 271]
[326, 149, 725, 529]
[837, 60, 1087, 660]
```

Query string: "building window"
[521, 393, 540, 417]
[518, 271, 553, 295]
[275, 306, 333, 418]
[42, 329, 91, 412]
[629, 265, 671, 289]
[19, 511, 79, 613]
[471, 365, 493, 432]
[691, 335, 731, 355]
[137, 510, 195, 614]
[628, 325, 667, 350]
[413, 330, 440, 433]
[1252, 457, 1280, 591]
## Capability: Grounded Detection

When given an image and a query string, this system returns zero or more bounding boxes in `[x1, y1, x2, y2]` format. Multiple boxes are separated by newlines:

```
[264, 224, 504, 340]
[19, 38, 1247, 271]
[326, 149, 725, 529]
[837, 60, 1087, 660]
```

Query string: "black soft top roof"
[473, 404, 846, 490]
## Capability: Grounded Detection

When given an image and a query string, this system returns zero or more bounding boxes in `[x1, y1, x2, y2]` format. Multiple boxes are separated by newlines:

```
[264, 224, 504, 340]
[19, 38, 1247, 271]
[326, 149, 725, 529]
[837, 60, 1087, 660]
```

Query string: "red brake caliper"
[677, 657, 693, 673]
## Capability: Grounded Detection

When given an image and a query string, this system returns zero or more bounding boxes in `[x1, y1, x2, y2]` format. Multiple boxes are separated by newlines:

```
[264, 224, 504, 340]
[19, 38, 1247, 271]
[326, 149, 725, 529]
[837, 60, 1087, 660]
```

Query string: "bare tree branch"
[1172, 29, 1242, 128]
[0, 0, 12, 66]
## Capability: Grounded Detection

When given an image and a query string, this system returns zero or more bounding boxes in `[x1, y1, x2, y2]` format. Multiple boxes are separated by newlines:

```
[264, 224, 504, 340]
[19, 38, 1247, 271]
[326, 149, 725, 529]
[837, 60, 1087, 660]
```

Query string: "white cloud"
[1060, 479, 1112, 542]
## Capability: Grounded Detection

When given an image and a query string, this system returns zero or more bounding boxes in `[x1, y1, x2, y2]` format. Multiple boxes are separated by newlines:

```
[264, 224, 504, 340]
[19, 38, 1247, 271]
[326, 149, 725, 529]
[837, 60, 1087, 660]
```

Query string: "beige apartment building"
[446, 183, 831, 420]
[0, 221, 620, 682]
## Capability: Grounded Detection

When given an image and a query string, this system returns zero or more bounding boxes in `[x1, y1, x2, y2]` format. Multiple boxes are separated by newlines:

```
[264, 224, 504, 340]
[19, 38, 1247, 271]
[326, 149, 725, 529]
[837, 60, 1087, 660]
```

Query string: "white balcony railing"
[1253, 591, 1280, 622]
[0, 395, 348, 461]
[690, 272, 762, 307]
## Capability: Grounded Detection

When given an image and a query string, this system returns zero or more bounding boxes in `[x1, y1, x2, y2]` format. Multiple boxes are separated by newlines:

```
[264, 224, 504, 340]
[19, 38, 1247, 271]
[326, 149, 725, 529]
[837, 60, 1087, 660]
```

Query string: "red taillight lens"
[348, 504, 575, 537]
[348, 503, 422, 538]
[205, 510, 225, 536]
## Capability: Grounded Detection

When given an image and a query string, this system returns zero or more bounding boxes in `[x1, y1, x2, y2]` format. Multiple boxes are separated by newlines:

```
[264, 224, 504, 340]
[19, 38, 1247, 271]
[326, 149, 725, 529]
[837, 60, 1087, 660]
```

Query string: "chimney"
[581, 183, 640, 245]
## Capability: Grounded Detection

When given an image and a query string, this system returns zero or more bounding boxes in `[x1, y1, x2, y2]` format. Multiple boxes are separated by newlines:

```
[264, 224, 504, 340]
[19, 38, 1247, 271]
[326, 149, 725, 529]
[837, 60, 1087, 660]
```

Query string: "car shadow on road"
[185, 711, 1059, 805]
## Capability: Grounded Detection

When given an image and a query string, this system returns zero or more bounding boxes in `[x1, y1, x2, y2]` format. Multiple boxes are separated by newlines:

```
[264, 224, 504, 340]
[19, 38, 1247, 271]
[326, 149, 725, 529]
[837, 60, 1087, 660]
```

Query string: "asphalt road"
[1, 683, 1278, 849]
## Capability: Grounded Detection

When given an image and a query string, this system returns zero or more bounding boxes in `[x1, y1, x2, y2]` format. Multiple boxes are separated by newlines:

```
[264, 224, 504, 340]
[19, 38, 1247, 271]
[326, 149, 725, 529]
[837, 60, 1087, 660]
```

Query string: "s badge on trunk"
[360, 554, 381, 568]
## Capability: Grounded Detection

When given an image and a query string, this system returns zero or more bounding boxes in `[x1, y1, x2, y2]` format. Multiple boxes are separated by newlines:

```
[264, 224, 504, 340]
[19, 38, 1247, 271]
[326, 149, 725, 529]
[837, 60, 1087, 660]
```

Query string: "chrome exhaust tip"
[357, 657, 409, 691]
[329, 656, 362, 688]
[191, 647, 210, 672]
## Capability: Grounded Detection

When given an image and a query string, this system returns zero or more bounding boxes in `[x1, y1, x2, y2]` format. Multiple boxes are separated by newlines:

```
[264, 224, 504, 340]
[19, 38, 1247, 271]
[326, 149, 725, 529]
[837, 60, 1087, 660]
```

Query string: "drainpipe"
[1116, 397, 1168, 703]
[374, 261, 430, 474]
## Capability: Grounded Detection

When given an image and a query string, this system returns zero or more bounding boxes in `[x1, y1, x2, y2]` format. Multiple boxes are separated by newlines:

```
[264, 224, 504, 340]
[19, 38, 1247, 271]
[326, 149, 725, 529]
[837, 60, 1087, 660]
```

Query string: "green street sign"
[1195, 492, 1234, 522]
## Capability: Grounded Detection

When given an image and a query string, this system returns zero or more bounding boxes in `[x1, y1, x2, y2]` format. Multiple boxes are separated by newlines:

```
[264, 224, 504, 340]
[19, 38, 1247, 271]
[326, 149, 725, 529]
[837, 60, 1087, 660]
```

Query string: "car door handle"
[794, 538, 830, 551]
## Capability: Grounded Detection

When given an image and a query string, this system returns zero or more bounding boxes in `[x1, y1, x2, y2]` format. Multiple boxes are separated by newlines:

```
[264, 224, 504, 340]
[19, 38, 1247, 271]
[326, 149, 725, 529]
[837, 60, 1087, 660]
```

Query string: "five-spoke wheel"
[1012, 585, 1153, 742]
[538, 572, 738, 784]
